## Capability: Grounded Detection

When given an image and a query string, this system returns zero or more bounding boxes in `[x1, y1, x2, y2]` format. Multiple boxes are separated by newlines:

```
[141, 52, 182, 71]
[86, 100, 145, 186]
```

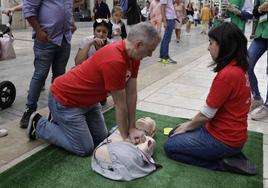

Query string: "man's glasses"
[95, 18, 109, 23]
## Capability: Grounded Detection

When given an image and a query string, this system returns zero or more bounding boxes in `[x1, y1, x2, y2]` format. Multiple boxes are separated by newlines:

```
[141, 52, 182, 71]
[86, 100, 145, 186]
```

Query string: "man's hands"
[36, 30, 49, 43]
[128, 128, 146, 145]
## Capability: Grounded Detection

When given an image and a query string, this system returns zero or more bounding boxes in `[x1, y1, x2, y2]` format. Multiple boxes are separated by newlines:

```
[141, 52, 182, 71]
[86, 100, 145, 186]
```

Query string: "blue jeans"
[160, 19, 175, 59]
[36, 92, 108, 156]
[164, 126, 242, 171]
[248, 38, 268, 105]
[26, 38, 71, 110]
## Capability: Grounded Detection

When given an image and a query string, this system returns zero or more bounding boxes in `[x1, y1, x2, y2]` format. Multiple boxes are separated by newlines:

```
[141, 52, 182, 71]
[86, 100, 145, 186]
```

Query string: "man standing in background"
[158, 0, 177, 64]
[20, 0, 75, 128]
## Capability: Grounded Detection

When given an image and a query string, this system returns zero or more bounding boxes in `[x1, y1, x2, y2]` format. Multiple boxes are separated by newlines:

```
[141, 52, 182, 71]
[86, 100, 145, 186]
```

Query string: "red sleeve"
[131, 60, 140, 78]
[206, 78, 233, 108]
[101, 61, 127, 91]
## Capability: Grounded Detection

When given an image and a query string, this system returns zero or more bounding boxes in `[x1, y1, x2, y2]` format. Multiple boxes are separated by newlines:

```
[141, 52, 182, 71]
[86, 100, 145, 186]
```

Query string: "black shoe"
[27, 112, 42, 140]
[223, 152, 257, 175]
[20, 108, 36, 128]
[100, 99, 107, 106]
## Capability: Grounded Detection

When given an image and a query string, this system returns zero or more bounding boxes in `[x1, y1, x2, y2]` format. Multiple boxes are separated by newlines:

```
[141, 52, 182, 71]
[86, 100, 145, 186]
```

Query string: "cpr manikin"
[91, 117, 159, 181]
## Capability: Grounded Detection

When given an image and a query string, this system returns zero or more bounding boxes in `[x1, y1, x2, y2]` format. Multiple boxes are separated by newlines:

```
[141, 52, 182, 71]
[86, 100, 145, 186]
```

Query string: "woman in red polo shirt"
[164, 22, 256, 175]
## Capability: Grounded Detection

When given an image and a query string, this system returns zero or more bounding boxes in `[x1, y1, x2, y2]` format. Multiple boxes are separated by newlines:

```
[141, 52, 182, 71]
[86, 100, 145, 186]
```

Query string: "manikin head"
[136, 117, 156, 137]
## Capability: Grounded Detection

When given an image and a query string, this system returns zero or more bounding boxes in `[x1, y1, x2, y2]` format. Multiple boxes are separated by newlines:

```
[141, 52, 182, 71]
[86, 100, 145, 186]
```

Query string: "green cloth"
[227, 0, 246, 32]
[255, 0, 268, 39]
[0, 110, 263, 188]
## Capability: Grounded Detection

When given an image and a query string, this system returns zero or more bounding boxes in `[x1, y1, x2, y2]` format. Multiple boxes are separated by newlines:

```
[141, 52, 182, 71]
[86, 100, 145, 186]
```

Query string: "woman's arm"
[170, 112, 210, 137]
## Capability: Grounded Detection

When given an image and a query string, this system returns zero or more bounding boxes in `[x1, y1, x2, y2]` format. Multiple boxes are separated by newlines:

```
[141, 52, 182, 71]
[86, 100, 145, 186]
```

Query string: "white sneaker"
[251, 105, 268, 121]
[0, 128, 8, 137]
[249, 98, 264, 112]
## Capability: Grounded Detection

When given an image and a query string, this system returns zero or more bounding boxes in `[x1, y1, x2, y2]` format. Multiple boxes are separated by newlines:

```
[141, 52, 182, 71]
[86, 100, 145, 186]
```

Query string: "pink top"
[174, 2, 185, 20]
[149, 0, 162, 21]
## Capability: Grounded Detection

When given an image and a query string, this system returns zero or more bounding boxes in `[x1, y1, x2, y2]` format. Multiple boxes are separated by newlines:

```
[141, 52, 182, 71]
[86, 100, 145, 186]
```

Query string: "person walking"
[158, 0, 177, 64]
[200, 4, 212, 34]
[248, 0, 268, 120]
[149, 0, 162, 33]
[174, 0, 186, 42]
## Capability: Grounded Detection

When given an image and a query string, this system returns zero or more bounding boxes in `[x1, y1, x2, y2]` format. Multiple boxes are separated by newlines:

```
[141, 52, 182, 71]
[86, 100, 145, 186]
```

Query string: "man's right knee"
[73, 143, 94, 157]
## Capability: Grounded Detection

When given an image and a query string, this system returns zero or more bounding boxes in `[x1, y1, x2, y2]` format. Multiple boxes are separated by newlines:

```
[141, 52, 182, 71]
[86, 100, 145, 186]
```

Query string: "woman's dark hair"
[93, 20, 110, 31]
[208, 22, 249, 72]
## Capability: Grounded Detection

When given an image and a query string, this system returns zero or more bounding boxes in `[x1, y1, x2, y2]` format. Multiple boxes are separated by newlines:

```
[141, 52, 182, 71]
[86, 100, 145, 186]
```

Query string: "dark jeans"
[247, 38, 268, 105]
[159, 19, 175, 59]
[26, 38, 71, 110]
[164, 126, 242, 171]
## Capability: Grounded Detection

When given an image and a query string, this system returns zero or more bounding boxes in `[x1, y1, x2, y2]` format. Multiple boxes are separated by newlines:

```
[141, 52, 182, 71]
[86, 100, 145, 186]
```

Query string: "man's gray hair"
[127, 22, 160, 44]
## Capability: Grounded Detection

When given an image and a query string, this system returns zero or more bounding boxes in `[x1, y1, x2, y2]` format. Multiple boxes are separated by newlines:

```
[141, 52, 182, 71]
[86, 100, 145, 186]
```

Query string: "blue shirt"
[23, 0, 73, 46]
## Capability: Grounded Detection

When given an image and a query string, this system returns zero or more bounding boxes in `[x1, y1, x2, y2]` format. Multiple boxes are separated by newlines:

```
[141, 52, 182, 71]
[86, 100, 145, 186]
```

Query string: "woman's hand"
[169, 121, 191, 137]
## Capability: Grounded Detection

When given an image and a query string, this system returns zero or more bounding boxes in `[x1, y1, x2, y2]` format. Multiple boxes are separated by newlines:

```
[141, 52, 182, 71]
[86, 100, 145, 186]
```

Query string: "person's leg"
[177, 28, 181, 41]
[264, 40, 268, 105]
[85, 103, 108, 145]
[201, 20, 205, 33]
[36, 93, 95, 156]
[252, 40, 268, 120]
[159, 19, 175, 59]
[164, 126, 241, 170]
[20, 40, 56, 128]
[175, 28, 179, 41]
[248, 38, 266, 100]
[156, 19, 162, 34]
[204, 20, 208, 34]
[51, 37, 71, 82]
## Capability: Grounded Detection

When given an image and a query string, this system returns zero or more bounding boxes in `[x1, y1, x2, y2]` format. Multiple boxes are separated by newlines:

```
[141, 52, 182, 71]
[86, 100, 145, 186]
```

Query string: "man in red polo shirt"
[27, 22, 161, 156]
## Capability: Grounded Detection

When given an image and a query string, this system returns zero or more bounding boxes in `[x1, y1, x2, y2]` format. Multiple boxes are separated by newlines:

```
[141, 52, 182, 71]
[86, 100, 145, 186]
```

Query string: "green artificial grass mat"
[0, 109, 263, 188]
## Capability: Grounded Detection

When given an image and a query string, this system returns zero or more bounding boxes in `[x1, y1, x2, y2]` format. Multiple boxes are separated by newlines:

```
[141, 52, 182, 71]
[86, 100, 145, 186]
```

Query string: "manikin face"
[208, 38, 220, 61]
[136, 117, 156, 136]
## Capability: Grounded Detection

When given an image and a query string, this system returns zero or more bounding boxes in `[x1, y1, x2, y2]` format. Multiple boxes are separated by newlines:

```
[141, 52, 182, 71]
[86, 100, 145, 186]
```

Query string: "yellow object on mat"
[164, 127, 173, 135]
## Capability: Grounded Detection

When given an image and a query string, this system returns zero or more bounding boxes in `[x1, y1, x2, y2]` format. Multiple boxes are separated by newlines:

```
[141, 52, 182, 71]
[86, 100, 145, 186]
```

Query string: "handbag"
[0, 34, 16, 60]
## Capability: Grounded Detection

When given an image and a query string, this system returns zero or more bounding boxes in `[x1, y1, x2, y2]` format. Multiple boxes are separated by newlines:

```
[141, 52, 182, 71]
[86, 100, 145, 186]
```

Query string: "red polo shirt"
[205, 60, 251, 147]
[51, 40, 140, 107]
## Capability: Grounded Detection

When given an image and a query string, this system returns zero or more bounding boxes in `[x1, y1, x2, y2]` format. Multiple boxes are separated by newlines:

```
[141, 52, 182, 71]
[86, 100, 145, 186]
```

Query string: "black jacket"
[94, 2, 111, 19]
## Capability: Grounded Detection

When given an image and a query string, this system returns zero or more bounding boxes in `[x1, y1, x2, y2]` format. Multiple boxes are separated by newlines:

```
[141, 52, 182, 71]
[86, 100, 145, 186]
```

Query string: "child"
[149, 0, 162, 34]
[164, 23, 257, 175]
[75, 19, 110, 66]
[108, 6, 127, 42]
[141, 0, 150, 21]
